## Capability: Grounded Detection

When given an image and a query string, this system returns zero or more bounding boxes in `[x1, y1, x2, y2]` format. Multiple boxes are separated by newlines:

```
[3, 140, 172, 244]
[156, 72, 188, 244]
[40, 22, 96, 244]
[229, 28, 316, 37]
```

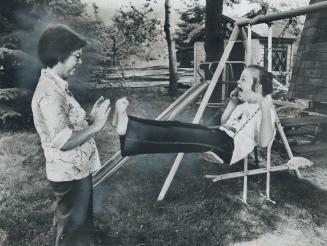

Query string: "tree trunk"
[111, 37, 117, 66]
[164, 0, 179, 96]
[204, 0, 224, 102]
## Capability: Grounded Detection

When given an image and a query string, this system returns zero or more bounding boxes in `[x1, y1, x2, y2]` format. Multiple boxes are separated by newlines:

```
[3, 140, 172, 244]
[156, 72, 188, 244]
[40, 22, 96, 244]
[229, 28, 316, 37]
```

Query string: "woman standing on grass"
[32, 24, 110, 246]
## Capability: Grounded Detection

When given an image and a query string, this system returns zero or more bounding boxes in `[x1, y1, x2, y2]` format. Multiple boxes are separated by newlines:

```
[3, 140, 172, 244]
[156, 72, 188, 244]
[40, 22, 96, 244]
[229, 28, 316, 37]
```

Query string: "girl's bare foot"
[115, 97, 129, 135]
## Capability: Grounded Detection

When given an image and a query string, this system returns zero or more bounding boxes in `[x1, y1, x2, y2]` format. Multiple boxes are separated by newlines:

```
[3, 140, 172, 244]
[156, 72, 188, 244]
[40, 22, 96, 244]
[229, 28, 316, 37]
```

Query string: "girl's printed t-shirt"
[221, 102, 275, 164]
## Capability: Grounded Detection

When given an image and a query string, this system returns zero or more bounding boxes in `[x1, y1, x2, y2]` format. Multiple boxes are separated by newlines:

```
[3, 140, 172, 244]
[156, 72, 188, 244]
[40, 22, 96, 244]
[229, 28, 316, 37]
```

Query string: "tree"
[175, 0, 205, 67]
[108, 0, 161, 65]
[175, 0, 239, 67]
[204, 0, 224, 63]
[164, 0, 179, 95]
[0, 0, 110, 129]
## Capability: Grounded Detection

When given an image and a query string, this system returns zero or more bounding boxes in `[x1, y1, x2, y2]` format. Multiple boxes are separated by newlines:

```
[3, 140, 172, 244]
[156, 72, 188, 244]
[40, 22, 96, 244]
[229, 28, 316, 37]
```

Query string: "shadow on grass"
[93, 153, 327, 245]
[0, 188, 53, 245]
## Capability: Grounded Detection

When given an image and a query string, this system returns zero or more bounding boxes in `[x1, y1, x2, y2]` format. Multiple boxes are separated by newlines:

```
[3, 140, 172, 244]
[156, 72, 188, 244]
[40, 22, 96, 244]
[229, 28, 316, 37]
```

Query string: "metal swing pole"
[236, 1, 327, 27]
[267, 23, 273, 73]
[241, 24, 252, 205]
[246, 24, 252, 65]
[262, 23, 275, 203]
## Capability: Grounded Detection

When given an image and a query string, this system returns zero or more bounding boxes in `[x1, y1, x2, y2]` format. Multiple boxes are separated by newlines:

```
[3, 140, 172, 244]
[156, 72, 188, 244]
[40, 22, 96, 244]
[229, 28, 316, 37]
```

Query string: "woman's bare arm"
[61, 99, 111, 151]
[60, 125, 98, 151]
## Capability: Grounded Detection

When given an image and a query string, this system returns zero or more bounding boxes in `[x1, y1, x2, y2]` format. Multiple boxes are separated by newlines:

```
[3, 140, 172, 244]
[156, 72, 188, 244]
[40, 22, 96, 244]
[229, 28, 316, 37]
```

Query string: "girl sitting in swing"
[113, 65, 275, 165]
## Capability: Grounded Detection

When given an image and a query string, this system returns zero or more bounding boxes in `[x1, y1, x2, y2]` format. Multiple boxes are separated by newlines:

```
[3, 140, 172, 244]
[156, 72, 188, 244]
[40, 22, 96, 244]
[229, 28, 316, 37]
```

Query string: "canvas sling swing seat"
[204, 129, 277, 205]
[204, 112, 312, 205]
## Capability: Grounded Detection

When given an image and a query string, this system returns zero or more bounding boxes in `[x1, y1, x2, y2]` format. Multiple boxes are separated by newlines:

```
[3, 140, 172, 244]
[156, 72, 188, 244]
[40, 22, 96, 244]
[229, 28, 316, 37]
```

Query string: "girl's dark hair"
[38, 24, 87, 67]
[247, 64, 273, 96]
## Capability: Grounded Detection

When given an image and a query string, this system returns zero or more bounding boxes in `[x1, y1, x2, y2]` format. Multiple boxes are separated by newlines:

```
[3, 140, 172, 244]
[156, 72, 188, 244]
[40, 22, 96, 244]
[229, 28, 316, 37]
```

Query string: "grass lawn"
[0, 87, 326, 245]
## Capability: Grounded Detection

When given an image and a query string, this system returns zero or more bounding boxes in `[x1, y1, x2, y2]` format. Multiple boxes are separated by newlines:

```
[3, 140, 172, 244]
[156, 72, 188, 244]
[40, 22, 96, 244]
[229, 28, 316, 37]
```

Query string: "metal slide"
[92, 80, 208, 187]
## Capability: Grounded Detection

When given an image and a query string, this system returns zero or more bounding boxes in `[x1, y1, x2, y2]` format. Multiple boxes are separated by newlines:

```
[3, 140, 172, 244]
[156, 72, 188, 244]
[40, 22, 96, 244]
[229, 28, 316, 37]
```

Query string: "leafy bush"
[108, 0, 161, 65]
[0, 88, 33, 129]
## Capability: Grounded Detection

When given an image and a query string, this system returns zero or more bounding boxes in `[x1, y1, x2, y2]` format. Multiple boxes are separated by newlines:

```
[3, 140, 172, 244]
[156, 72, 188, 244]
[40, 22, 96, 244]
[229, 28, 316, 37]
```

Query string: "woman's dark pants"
[50, 175, 94, 246]
[120, 116, 234, 164]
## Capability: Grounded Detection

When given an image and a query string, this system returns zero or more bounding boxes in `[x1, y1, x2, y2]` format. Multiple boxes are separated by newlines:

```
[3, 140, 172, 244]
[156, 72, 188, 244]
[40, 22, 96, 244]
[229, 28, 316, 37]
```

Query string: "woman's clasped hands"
[90, 96, 111, 131]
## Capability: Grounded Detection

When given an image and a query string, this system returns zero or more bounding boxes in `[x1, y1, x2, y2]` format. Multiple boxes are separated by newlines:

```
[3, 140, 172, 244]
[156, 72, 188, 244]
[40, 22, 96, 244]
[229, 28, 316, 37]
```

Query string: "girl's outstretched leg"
[114, 97, 234, 163]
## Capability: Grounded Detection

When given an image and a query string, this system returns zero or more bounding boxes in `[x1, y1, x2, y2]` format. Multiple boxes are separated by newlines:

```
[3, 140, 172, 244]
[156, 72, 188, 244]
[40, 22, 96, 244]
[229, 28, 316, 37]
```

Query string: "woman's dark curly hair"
[38, 24, 87, 67]
[247, 64, 273, 96]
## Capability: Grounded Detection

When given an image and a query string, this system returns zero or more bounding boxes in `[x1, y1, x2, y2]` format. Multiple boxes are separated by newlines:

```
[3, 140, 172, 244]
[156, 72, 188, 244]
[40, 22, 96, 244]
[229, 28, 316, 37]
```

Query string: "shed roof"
[186, 14, 297, 44]
[224, 15, 297, 40]
[244, 21, 297, 40]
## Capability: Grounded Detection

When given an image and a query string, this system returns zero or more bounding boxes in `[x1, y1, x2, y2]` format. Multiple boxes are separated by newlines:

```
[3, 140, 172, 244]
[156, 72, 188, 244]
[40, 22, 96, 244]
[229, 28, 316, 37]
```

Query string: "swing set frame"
[93, 2, 327, 203]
